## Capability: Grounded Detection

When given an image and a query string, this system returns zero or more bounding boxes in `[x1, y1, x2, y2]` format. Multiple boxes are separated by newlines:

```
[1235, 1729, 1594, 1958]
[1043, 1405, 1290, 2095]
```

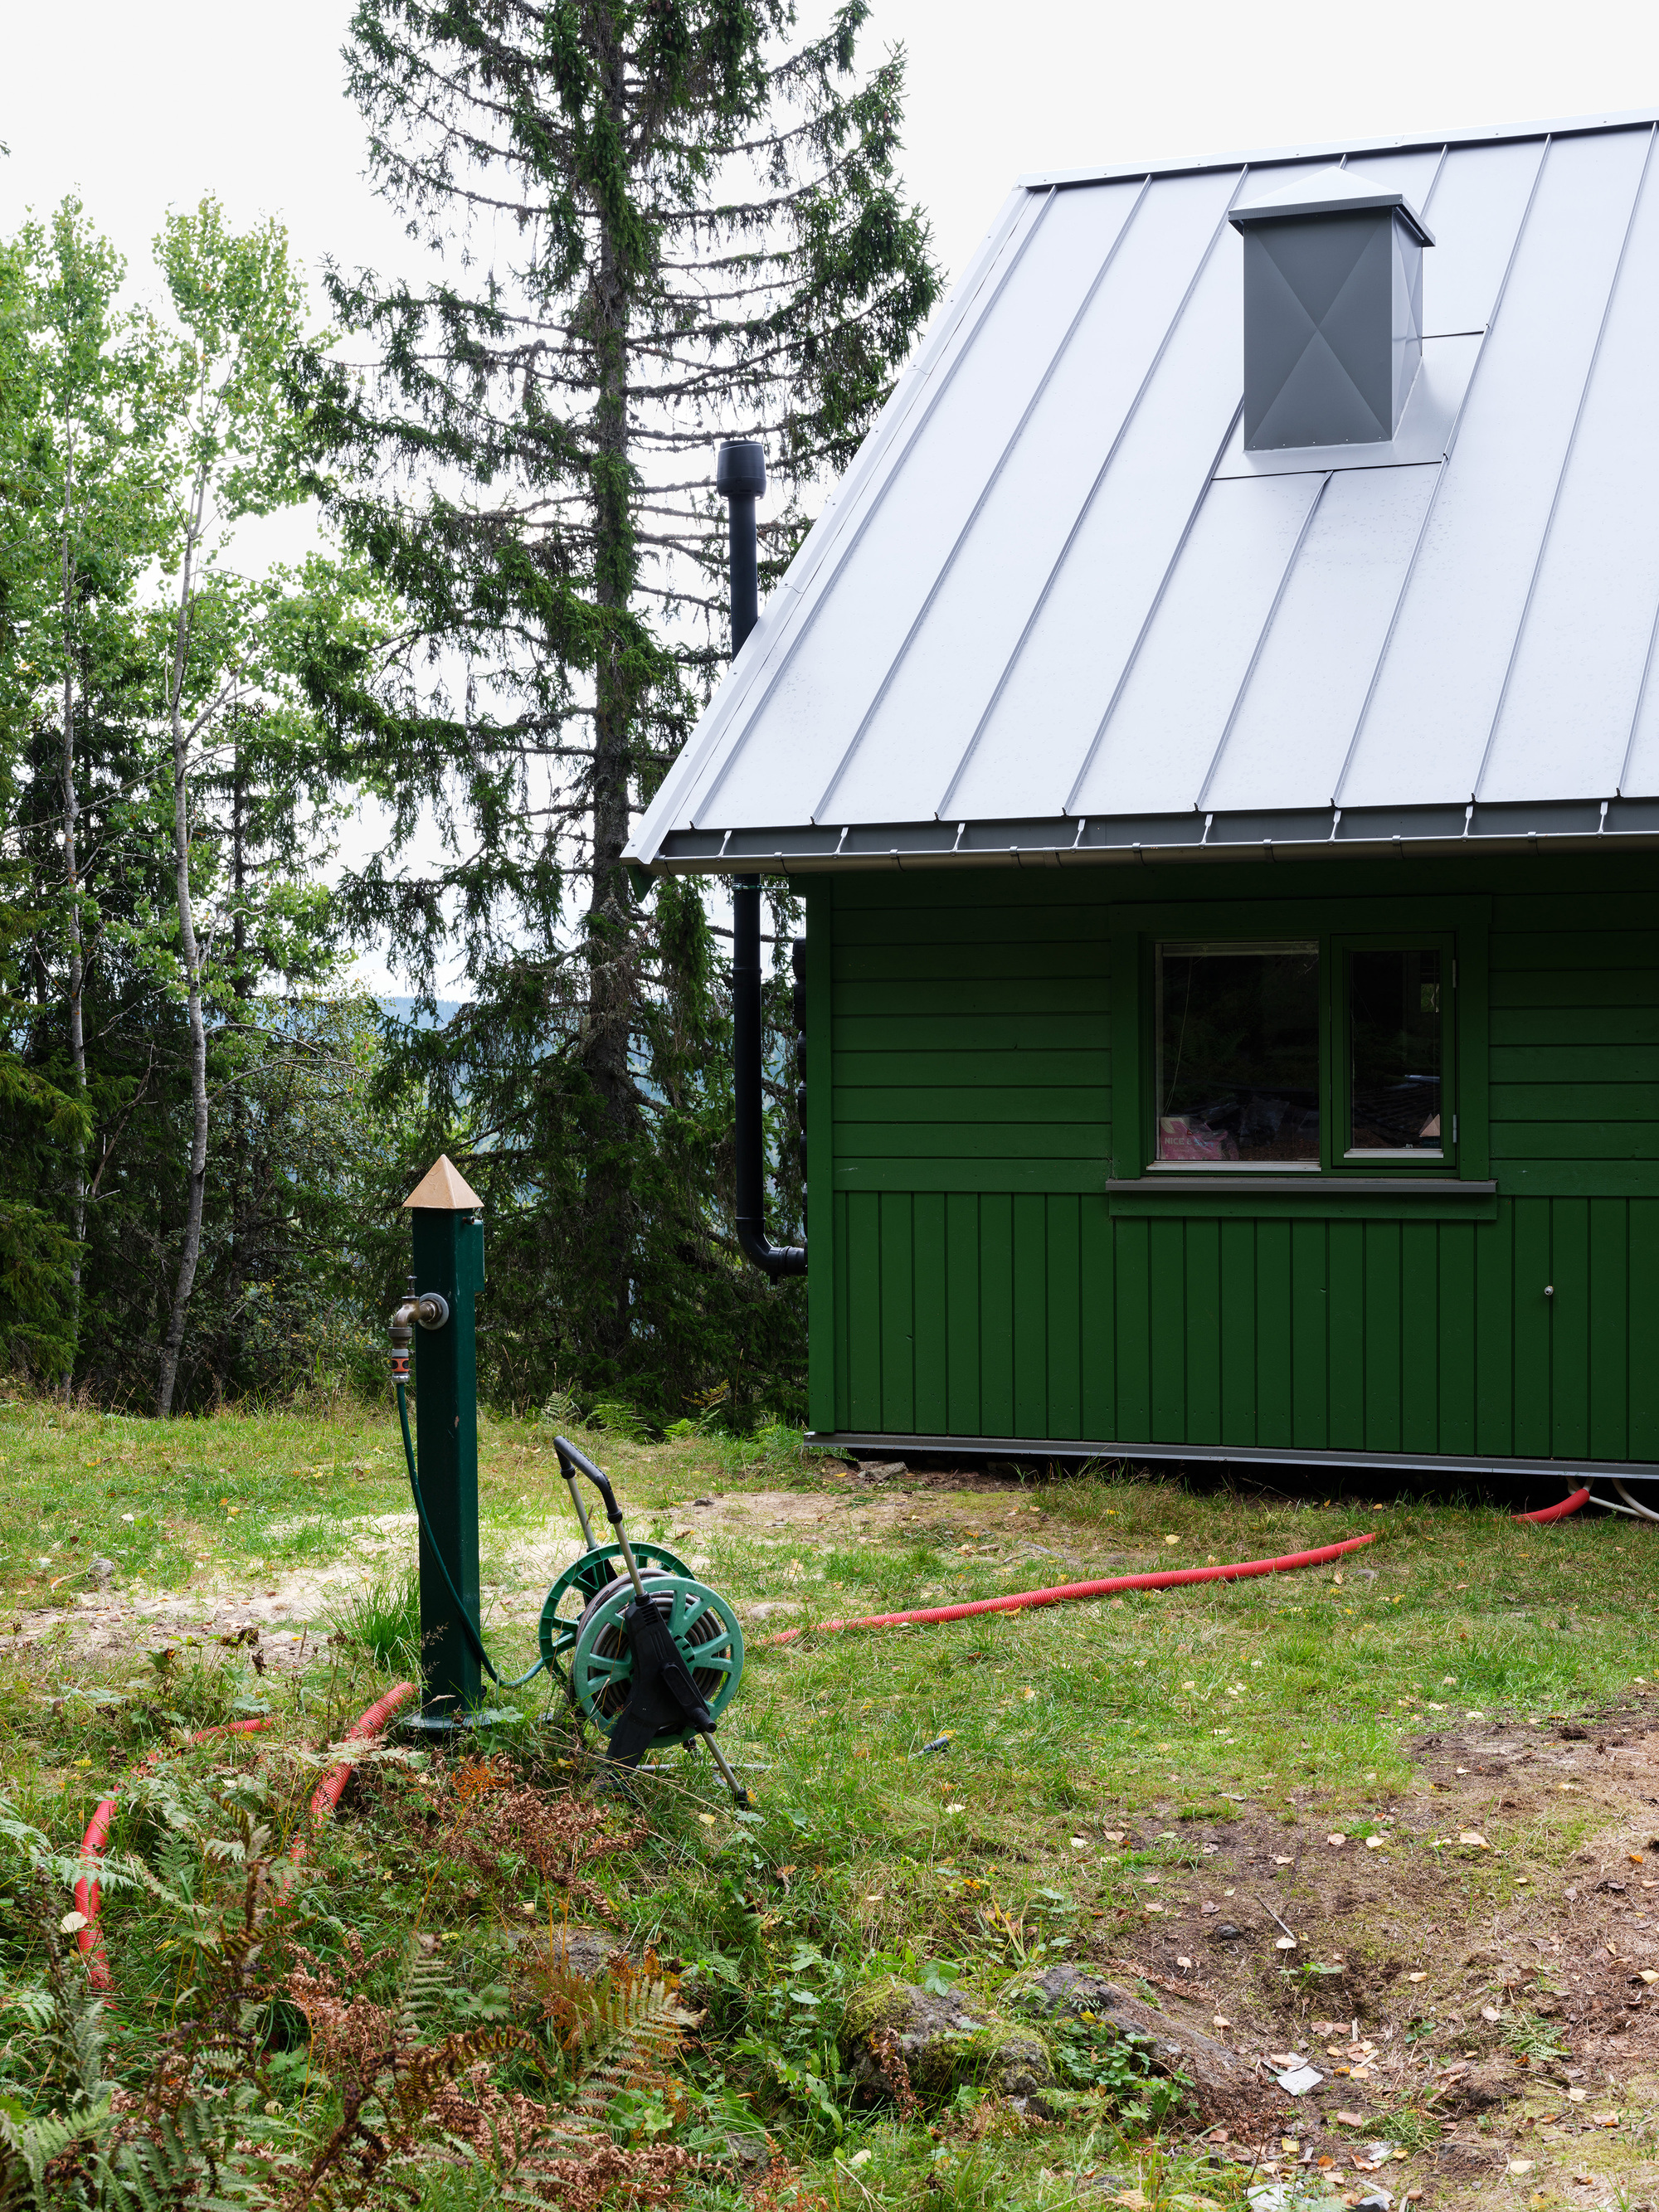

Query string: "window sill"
[1107, 1174, 1497, 1220]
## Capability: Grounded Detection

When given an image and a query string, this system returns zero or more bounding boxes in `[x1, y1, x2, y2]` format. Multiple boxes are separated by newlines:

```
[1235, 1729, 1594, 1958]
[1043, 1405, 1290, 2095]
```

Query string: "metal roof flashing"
[1011, 105, 1659, 190]
[1229, 164, 1435, 246]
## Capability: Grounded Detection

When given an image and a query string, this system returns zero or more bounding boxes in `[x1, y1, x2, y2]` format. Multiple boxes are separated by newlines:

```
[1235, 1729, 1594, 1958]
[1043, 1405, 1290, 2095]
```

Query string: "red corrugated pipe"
[75, 1684, 415, 1990]
[1515, 1485, 1591, 1524]
[309, 1681, 417, 1823]
[75, 1718, 275, 1990]
[760, 1530, 1381, 1647]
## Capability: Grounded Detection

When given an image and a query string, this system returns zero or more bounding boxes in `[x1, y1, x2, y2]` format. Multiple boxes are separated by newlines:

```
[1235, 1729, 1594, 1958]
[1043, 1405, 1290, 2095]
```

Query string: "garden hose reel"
[540, 1437, 749, 1802]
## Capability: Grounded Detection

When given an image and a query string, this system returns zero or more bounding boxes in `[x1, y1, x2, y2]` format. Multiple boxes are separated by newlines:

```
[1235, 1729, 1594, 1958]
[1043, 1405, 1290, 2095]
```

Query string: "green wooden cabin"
[630, 115, 1659, 1495]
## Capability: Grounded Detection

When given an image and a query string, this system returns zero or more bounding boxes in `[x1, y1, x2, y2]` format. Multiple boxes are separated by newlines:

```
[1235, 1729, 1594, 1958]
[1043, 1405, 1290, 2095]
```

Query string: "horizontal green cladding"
[835, 1122, 1105, 1159]
[815, 858, 1659, 1461]
[1491, 1082, 1659, 1118]
[835, 1048, 1109, 1089]
[834, 1014, 1104, 1053]
[1493, 969, 1659, 1007]
[1492, 1046, 1659, 1081]
[836, 1087, 1111, 1124]
[834, 977, 1108, 1017]
[834, 1160, 1105, 1193]
[834, 904, 1113, 946]
[834, 941, 1108, 980]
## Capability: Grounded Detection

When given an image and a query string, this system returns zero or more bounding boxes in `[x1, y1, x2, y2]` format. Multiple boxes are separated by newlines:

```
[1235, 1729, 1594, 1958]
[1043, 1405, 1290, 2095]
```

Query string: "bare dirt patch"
[1068, 1705, 1659, 2202]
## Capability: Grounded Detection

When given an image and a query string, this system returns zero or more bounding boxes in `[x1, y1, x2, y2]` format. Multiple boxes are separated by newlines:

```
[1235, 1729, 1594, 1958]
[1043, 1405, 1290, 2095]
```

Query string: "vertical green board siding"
[820, 863, 1659, 1468]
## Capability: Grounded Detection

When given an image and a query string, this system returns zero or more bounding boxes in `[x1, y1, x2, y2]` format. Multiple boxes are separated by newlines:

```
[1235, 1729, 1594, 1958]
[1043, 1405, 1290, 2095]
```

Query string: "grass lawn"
[3, 1391, 1659, 2210]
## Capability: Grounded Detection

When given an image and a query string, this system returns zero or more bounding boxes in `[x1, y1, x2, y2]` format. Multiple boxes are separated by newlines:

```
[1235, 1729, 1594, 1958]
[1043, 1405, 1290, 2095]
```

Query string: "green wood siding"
[807, 859, 1659, 1466]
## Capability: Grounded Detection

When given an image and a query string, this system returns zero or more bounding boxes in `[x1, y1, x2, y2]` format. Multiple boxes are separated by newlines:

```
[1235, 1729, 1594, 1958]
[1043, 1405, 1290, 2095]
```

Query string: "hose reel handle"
[553, 1436, 625, 1525]
[554, 1437, 649, 1601]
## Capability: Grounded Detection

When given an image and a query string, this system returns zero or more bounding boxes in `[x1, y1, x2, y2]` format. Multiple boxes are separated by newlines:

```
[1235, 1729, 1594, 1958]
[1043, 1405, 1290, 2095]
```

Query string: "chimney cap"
[1230, 164, 1434, 247]
[716, 440, 767, 499]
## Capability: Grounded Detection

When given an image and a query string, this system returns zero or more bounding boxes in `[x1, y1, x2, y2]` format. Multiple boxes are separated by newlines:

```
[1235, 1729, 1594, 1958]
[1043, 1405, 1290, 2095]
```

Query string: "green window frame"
[1107, 895, 1491, 1217]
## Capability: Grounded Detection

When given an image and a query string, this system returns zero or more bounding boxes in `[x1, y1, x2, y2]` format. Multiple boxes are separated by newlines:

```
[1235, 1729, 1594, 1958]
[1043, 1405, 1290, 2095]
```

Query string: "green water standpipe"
[394, 1155, 487, 1726]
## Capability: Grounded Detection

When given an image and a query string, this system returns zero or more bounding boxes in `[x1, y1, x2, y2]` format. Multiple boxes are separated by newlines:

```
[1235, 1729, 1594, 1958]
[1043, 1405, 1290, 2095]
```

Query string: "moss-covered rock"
[840, 1977, 1054, 2109]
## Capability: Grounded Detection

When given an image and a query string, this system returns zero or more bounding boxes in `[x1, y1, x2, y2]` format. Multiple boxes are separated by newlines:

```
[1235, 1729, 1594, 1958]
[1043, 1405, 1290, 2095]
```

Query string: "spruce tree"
[305, 0, 938, 1418]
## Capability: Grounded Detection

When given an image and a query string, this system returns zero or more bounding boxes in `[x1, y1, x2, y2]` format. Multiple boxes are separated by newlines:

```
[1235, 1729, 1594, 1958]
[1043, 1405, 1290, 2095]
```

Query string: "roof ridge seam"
[1014, 106, 1659, 192]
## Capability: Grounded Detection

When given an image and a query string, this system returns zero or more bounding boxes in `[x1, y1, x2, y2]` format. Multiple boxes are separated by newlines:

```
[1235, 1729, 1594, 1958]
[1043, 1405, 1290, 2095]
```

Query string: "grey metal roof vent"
[1229, 166, 1434, 451]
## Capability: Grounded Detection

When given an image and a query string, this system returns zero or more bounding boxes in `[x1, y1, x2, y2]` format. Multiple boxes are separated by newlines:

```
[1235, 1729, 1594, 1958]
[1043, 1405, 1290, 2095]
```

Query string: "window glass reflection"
[1350, 948, 1443, 1153]
[1155, 943, 1320, 1164]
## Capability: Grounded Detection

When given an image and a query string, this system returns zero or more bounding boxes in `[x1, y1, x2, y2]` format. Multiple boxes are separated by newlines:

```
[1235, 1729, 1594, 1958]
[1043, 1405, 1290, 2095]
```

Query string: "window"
[1147, 933, 1455, 1174]
[1347, 947, 1443, 1156]
[1155, 943, 1320, 1164]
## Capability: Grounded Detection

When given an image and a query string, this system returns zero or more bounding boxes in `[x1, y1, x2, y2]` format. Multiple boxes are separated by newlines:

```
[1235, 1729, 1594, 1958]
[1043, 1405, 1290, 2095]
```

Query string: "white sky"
[3, 0, 1657, 986]
[6, 0, 1657, 309]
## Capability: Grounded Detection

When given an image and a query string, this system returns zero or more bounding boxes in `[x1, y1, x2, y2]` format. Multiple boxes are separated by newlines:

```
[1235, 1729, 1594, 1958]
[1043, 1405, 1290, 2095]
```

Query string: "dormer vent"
[1229, 167, 1434, 452]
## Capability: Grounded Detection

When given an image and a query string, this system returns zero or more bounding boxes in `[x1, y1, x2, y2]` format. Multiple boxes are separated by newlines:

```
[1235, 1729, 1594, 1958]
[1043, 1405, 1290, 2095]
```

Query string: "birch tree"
[148, 202, 316, 1416]
[14, 205, 168, 1378]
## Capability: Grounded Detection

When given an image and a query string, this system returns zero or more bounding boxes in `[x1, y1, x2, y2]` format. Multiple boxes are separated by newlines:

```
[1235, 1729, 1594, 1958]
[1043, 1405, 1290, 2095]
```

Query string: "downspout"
[718, 439, 805, 1280]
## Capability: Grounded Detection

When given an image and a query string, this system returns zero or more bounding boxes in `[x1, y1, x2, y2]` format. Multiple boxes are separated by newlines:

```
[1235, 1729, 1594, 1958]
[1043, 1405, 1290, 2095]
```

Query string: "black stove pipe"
[718, 440, 805, 1280]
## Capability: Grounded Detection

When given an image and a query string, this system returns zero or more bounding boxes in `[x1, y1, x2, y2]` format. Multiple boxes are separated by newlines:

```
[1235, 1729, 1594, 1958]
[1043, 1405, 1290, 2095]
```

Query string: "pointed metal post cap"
[402, 1155, 484, 1211]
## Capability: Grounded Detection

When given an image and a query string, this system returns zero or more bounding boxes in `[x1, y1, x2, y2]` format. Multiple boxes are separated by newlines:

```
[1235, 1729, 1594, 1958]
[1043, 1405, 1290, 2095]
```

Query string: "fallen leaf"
[1642, 1970, 1659, 1985]
[1457, 1830, 1489, 1848]
[1407, 1971, 1428, 1982]
[1333, 2109, 1365, 2126]
[1112, 2191, 1148, 2210]
[1273, 1854, 1294, 1865]
[1592, 2112, 1620, 2127]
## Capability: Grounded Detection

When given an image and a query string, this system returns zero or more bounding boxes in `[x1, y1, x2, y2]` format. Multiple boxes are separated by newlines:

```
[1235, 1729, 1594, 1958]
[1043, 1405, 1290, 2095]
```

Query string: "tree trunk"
[157, 472, 211, 1418]
[579, 13, 644, 1367]
[61, 445, 86, 1392]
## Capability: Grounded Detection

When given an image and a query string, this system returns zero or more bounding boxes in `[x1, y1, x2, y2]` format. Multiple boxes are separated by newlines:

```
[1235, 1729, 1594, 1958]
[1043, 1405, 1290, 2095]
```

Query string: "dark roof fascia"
[1017, 106, 1659, 194]
[646, 796, 1659, 874]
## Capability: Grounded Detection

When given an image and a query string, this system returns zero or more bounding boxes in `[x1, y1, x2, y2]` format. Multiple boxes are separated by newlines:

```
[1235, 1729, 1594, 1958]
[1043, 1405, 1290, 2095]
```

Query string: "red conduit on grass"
[75, 1718, 275, 1991]
[75, 1684, 415, 1991]
[760, 1530, 1382, 1647]
[1515, 1485, 1592, 1524]
[309, 1681, 416, 1823]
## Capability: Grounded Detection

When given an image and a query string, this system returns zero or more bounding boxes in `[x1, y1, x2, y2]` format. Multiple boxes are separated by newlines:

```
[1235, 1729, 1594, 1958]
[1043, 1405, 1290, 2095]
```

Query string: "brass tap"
[389, 1274, 450, 1380]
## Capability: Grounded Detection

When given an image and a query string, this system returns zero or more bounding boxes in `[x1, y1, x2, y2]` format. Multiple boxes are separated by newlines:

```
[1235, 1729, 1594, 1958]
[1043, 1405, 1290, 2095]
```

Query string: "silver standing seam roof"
[628, 109, 1659, 873]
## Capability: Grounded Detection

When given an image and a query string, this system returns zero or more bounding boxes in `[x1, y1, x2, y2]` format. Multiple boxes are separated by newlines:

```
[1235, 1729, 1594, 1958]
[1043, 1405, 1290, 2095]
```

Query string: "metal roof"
[629, 111, 1659, 873]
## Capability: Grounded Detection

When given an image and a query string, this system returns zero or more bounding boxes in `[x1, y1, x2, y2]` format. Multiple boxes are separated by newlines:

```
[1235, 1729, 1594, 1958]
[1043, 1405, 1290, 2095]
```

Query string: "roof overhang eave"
[634, 796, 1659, 875]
